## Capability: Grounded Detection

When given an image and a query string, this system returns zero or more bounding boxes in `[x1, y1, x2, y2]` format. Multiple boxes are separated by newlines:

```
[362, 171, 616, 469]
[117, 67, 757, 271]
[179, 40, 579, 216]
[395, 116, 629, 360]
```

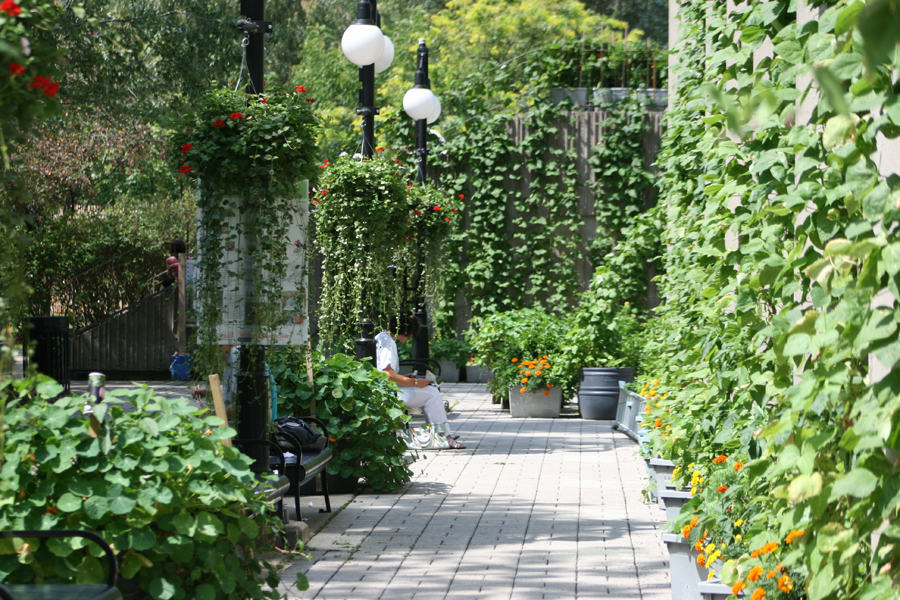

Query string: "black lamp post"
[341, 0, 393, 362]
[410, 39, 432, 369]
[234, 0, 272, 473]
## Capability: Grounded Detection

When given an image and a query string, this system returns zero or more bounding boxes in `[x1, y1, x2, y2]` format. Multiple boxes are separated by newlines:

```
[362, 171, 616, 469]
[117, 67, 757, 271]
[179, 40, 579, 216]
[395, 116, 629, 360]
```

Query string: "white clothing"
[375, 331, 450, 432]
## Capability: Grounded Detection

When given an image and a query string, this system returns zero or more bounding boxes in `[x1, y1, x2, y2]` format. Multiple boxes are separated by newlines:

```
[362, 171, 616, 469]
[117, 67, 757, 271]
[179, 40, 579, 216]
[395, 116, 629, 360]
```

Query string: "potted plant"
[270, 348, 413, 492]
[428, 335, 472, 383]
[505, 356, 564, 418]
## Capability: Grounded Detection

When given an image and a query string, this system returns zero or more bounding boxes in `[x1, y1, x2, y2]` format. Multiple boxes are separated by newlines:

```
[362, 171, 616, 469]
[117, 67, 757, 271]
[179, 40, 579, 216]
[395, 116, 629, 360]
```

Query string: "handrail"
[0, 530, 117, 588]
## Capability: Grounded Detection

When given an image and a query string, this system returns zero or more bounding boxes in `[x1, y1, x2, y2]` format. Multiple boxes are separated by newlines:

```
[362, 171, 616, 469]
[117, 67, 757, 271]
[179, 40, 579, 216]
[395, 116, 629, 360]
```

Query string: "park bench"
[0, 530, 121, 600]
[272, 417, 333, 519]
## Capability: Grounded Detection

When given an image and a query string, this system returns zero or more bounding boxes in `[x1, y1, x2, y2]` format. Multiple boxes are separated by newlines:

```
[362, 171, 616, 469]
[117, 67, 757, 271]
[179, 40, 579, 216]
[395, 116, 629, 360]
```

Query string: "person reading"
[375, 313, 466, 450]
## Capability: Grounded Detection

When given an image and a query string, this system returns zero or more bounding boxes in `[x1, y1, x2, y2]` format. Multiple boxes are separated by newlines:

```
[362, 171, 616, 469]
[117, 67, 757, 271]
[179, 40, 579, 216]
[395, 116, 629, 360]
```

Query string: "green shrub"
[269, 349, 412, 492]
[428, 335, 473, 369]
[0, 376, 287, 600]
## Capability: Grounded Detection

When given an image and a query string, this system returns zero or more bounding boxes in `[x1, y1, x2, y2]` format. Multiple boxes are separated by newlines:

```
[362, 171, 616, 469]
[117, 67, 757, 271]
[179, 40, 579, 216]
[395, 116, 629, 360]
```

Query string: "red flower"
[306, 98, 315, 103]
[295, 85, 307, 93]
[9, 63, 24, 76]
[181, 143, 192, 154]
[312, 200, 318, 205]
[213, 119, 225, 128]
[178, 165, 192, 174]
[717, 485, 728, 493]
[229, 112, 243, 120]
[376, 147, 385, 152]
[407, 221, 411, 225]
[433, 206, 440, 211]
[459, 194, 465, 199]
[404, 236, 410, 242]
[413, 210, 422, 216]
[29, 76, 58, 97]
[1, 0, 21, 16]
[451, 208, 458, 212]
[260, 97, 267, 103]
[445, 217, 450, 222]
[45, 506, 58, 515]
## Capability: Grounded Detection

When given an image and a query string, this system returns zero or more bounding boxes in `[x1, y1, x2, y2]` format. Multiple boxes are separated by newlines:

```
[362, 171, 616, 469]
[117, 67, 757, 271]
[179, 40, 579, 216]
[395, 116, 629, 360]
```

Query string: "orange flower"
[645, 405, 651, 414]
[751, 588, 765, 600]
[511, 358, 518, 363]
[548, 384, 553, 388]
[713, 454, 727, 464]
[734, 461, 743, 472]
[682, 525, 691, 538]
[521, 378, 528, 384]
[655, 418, 662, 428]
[777, 575, 793, 593]
[543, 390, 550, 396]
[747, 566, 763, 582]
[732, 581, 746, 595]
[690, 516, 699, 528]
[526, 371, 532, 376]
[697, 554, 706, 567]
[520, 387, 526, 393]
[717, 485, 728, 493]
[535, 370, 543, 376]
[694, 538, 704, 551]
[542, 355, 548, 359]
[750, 548, 762, 558]
[765, 570, 777, 580]
[785, 529, 805, 544]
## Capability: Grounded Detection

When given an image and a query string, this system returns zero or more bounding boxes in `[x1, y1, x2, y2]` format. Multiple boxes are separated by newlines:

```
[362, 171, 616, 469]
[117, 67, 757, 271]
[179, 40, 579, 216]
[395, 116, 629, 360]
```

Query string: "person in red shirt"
[162, 239, 187, 288]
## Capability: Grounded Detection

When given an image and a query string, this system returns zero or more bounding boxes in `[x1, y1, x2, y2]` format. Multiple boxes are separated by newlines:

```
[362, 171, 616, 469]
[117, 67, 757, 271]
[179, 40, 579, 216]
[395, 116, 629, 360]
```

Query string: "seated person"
[375, 313, 466, 450]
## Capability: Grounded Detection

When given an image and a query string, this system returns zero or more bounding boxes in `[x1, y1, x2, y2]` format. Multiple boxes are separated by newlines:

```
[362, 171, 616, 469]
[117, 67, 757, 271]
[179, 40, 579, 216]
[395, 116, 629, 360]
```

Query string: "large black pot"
[579, 367, 634, 420]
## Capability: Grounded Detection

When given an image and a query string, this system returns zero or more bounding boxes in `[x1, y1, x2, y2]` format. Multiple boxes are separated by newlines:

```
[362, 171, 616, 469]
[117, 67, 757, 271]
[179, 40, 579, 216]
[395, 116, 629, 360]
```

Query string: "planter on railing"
[662, 532, 706, 600]
[698, 581, 743, 599]
[614, 389, 645, 441]
[661, 488, 694, 522]
[649, 458, 677, 509]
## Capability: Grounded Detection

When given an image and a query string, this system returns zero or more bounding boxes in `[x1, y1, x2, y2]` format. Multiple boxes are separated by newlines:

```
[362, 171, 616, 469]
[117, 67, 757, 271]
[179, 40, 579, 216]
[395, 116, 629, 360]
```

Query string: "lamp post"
[341, 0, 393, 360]
[403, 39, 441, 372]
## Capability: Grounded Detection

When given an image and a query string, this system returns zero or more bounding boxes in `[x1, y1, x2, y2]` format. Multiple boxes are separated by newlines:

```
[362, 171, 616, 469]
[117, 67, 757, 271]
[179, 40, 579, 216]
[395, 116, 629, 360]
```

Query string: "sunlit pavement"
[279, 383, 669, 600]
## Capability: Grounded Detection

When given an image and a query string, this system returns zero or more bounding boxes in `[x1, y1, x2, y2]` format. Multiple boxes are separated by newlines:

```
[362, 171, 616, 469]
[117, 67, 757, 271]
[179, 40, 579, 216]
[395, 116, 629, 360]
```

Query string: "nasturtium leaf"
[76, 556, 104, 584]
[130, 528, 157, 551]
[173, 512, 196, 537]
[56, 493, 82, 513]
[149, 577, 176, 600]
[783, 333, 811, 357]
[195, 584, 215, 600]
[788, 472, 823, 504]
[121, 552, 144, 579]
[109, 494, 137, 515]
[83, 496, 109, 520]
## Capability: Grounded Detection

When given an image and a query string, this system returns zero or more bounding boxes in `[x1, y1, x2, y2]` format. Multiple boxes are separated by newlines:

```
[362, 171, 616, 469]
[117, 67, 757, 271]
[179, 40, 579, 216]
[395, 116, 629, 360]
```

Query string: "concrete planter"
[661, 489, 694, 523]
[550, 87, 588, 107]
[438, 360, 460, 382]
[649, 458, 676, 510]
[699, 581, 743, 599]
[465, 365, 493, 383]
[508, 386, 563, 418]
[662, 532, 705, 600]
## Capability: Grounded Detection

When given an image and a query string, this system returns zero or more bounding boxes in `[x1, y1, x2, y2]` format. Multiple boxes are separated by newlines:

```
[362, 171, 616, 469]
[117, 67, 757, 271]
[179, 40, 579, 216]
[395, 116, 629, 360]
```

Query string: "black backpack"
[274, 417, 328, 453]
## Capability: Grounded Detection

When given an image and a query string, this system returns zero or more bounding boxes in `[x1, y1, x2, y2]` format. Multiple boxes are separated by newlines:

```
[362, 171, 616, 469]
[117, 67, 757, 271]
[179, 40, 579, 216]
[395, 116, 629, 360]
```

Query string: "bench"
[0, 530, 121, 600]
[232, 439, 292, 524]
[272, 417, 333, 520]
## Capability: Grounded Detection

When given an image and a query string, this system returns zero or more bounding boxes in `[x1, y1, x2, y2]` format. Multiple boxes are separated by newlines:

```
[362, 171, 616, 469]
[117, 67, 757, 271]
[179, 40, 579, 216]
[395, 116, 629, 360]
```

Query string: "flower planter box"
[698, 581, 743, 599]
[550, 87, 589, 107]
[508, 386, 562, 418]
[465, 365, 493, 383]
[661, 489, 694, 523]
[662, 532, 705, 600]
[649, 458, 677, 510]
[438, 360, 460, 383]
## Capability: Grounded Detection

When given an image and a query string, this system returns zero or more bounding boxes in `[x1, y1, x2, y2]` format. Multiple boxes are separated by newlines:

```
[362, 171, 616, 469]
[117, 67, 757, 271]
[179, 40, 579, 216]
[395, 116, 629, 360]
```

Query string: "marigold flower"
[734, 461, 743, 472]
[9, 63, 24, 76]
[734, 519, 743, 527]
[766, 570, 777, 580]
[543, 355, 548, 359]
[713, 454, 727, 464]
[1, 0, 21, 16]
[655, 418, 662, 428]
[520, 387, 526, 393]
[747, 566, 763, 582]
[547, 384, 553, 388]
[732, 581, 746, 595]
[750, 549, 761, 558]
[751, 589, 765, 600]
[690, 516, 699, 528]
[543, 390, 550, 396]
[645, 405, 651, 414]
[697, 554, 706, 567]
[229, 112, 243, 120]
[521, 378, 528, 384]
[511, 358, 518, 362]
[535, 370, 542, 376]
[717, 485, 728, 493]
[181, 143, 192, 154]
[705, 543, 715, 554]
[785, 529, 805, 544]
[777, 575, 792, 592]
[682, 525, 691, 538]
[213, 119, 225, 128]
[526, 371, 532, 377]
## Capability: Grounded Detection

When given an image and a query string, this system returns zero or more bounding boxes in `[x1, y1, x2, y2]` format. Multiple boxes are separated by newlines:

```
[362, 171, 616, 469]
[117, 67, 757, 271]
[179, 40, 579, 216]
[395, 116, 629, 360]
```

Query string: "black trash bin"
[24, 316, 71, 392]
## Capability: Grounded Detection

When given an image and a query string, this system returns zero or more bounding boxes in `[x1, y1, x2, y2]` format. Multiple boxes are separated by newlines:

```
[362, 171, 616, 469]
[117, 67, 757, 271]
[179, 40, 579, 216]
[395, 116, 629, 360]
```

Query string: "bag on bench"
[275, 416, 327, 452]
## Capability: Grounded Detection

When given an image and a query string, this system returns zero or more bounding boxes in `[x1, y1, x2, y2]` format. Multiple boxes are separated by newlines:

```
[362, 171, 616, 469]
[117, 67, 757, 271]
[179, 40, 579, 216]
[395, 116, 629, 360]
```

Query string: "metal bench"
[272, 417, 333, 520]
[233, 439, 292, 523]
[0, 530, 121, 600]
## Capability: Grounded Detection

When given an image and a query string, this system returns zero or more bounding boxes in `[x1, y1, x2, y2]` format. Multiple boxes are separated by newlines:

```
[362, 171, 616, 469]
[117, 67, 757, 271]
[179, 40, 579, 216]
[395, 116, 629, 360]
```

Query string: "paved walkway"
[279, 383, 669, 600]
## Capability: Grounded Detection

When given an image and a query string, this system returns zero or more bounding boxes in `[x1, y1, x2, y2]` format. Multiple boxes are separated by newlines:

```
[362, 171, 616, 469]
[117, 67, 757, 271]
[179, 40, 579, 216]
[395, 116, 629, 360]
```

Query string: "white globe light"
[341, 23, 384, 67]
[426, 96, 442, 124]
[374, 36, 394, 74]
[403, 88, 436, 121]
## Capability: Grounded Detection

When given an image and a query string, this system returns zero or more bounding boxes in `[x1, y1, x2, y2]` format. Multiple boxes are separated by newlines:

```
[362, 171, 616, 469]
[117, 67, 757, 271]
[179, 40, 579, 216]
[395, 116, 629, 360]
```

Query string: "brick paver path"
[279, 383, 669, 599]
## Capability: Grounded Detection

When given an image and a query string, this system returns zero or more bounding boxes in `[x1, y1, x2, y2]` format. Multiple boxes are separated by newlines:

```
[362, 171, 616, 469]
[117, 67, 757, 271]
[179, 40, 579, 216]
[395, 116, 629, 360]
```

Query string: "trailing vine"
[170, 86, 320, 379]
[611, 0, 900, 597]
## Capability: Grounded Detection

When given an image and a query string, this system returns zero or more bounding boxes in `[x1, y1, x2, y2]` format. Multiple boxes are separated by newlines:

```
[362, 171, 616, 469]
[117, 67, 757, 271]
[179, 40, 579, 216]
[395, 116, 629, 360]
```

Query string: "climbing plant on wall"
[619, 0, 900, 598]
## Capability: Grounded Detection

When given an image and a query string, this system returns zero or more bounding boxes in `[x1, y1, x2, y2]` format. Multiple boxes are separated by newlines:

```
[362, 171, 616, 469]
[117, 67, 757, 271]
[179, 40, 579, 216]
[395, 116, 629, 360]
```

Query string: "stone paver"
[279, 384, 669, 600]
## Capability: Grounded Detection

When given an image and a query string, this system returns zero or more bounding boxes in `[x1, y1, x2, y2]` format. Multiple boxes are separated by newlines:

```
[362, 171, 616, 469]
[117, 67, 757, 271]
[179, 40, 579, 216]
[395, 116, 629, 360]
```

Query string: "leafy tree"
[582, 0, 668, 44]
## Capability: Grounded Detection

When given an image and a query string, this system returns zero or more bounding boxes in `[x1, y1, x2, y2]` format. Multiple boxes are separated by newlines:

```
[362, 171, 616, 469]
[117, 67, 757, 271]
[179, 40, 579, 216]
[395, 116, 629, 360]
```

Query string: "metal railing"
[613, 389, 645, 444]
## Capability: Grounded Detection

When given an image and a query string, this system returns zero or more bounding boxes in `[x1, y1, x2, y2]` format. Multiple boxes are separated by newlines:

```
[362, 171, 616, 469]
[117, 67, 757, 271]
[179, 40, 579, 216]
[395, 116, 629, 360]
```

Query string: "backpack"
[274, 416, 327, 453]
